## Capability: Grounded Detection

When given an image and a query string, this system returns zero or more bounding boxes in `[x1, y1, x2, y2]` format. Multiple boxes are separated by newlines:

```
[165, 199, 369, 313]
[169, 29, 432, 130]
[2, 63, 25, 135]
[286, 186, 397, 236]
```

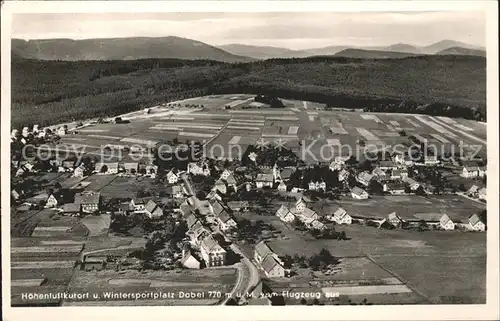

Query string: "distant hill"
[436, 46, 486, 57]
[334, 48, 422, 59]
[11, 37, 255, 63]
[12, 55, 485, 127]
[218, 44, 310, 59]
[421, 40, 484, 54]
[301, 45, 350, 57]
[383, 43, 422, 54]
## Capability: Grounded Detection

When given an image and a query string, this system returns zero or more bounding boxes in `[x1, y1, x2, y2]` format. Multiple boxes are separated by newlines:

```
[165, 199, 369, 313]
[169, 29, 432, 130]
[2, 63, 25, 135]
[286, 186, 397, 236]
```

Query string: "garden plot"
[374, 131, 400, 137]
[453, 124, 475, 132]
[413, 115, 459, 139]
[120, 137, 158, 146]
[11, 279, 47, 287]
[356, 128, 381, 142]
[31, 226, 72, 237]
[413, 133, 429, 143]
[288, 126, 300, 135]
[11, 245, 84, 254]
[81, 215, 111, 236]
[11, 260, 76, 269]
[405, 118, 422, 128]
[227, 125, 261, 131]
[360, 114, 383, 124]
[436, 116, 457, 124]
[389, 120, 400, 127]
[430, 133, 451, 144]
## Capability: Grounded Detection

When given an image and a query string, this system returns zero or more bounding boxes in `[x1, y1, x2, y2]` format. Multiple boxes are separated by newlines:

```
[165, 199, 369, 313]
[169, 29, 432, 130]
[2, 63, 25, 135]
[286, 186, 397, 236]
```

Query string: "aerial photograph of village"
[8, 10, 488, 307]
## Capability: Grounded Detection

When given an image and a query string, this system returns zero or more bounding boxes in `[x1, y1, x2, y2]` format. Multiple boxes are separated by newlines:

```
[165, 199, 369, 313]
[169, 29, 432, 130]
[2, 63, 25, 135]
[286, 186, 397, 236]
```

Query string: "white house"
[57, 126, 67, 136]
[277, 181, 287, 192]
[468, 214, 486, 231]
[166, 170, 179, 184]
[356, 172, 374, 187]
[308, 181, 326, 192]
[276, 204, 295, 223]
[425, 156, 440, 166]
[220, 169, 233, 180]
[478, 187, 487, 200]
[328, 207, 352, 225]
[260, 251, 285, 278]
[308, 219, 327, 231]
[387, 212, 404, 228]
[217, 211, 238, 231]
[130, 198, 148, 212]
[73, 165, 86, 178]
[383, 182, 406, 195]
[351, 187, 369, 200]
[461, 166, 486, 178]
[402, 177, 420, 191]
[439, 214, 455, 230]
[45, 194, 59, 208]
[213, 180, 228, 195]
[200, 235, 226, 267]
[338, 169, 350, 182]
[255, 173, 274, 189]
[180, 251, 201, 269]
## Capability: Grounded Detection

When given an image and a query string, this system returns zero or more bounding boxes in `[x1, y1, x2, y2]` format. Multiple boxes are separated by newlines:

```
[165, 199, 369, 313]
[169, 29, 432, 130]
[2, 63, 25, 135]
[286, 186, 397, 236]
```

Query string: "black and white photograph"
[1, 1, 498, 320]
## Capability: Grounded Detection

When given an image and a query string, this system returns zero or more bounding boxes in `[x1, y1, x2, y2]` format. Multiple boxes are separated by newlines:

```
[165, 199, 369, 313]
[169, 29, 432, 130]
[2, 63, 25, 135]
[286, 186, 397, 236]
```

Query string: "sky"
[12, 12, 486, 49]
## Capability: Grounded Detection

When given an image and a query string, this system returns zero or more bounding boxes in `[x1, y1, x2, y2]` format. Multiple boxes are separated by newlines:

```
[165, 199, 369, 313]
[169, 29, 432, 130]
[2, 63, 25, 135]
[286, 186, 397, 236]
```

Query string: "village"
[10, 96, 488, 306]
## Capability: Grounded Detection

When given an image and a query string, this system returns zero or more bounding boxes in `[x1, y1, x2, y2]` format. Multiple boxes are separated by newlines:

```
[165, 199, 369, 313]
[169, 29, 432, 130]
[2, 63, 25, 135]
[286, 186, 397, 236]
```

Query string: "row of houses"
[276, 197, 326, 231]
[254, 241, 287, 278]
[466, 185, 487, 201]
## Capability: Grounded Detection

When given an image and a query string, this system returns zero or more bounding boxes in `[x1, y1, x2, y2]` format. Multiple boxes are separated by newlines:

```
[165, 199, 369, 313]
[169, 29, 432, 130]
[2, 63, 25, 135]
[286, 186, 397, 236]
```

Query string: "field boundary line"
[364, 254, 435, 304]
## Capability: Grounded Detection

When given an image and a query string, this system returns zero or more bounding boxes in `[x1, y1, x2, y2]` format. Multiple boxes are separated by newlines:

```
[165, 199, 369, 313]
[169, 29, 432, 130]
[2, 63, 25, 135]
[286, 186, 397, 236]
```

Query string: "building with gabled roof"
[227, 201, 249, 212]
[478, 187, 486, 200]
[185, 213, 199, 230]
[166, 170, 179, 184]
[217, 211, 237, 231]
[74, 191, 100, 213]
[275, 204, 295, 223]
[254, 240, 276, 264]
[356, 172, 374, 187]
[387, 212, 404, 228]
[351, 187, 369, 199]
[261, 254, 286, 278]
[402, 177, 420, 191]
[468, 213, 486, 231]
[200, 235, 226, 267]
[378, 160, 397, 170]
[256, 173, 274, 189]
[439, 214, 455, 230]
[328, 207, 352, 225]
[213, 179, 228, 195]
[144, 200, 163, 219]
[383, 181, 406, 195]
[338, 168, 350, 182]
[372, 167, 387, 179]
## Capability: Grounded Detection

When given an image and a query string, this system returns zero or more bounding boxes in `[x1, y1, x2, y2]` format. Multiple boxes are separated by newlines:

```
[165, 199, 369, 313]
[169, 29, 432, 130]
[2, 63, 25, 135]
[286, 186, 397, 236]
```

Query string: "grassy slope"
[11, 55, 486, 127]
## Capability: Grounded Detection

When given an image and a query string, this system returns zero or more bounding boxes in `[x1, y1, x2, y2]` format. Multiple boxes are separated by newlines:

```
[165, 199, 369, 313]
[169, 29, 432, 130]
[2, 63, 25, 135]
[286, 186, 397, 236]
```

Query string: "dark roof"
[254, 241, 274, 260]
[280, 168, 295, 180]
[186, 213, 198, 228]
[144, 200, 158, 213]
[210, 200, 225, 215]
[261, 255, 282, 274]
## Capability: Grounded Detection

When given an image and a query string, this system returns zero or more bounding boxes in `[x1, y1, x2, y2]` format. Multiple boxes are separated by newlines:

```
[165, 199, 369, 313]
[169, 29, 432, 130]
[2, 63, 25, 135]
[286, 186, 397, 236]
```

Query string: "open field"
[81, 215, 111, 236]
[337, 195, 485, 222]
[64, 268, 237, 305]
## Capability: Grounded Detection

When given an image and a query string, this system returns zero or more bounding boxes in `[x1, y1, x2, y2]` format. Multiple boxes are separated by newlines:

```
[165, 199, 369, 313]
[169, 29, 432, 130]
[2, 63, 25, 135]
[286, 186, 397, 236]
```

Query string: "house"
[402, 177, 420, 191]
[328, 207, 352, 225]
[294, 197, 308, 213]
[224, 174, 238, 192]
[227, 201, 249, 212]
[169, 185, 185, 199]
[145, 164, 158, 177]
[180, 250, 201, 269]
[166, 170, 179, 184]
[217, 211, 238, 231]
[461, 166, 486, 178]
[309, 219, 327, 231]
[185, 213, 199, 230]
[82, 255, 108, 271]
[272, 164, 281, 182]
[62, 160, 75, 170]
[74, 191, 100, 214]
[121, 162, 138, 174]
[212, 179, 227, 195]
[383, 182, 406, 195]
[206, 189, 223, 202]
[329, 156, 350, 171]
[279, 168, 295, 182]
[130, 197, 149, 212]
[255, 173, 274, 189]
[254, 240, 277, 264]
[276, 205, 295, 223]
[187, 221, 211, 245]
[57, 126, 67, 136]
[390, 169, 401, 180]
[478, 187, 487, 200]
[45, 194, 59, 208]
[200, 235, 226, 267]
[378, 160, 397, 171]
[261, 254, 286, 278]
[11, 189, 23, 200]
[372, 167, 387, 179]
[209, 199, 227, 216]
[394, 153, 414, 166]
[351, 187, 369, 199]
[439, 214, 455, 230]
[400, 168, 409, 179]
[356, 172, 374, 187]
[338, 169, 350, 182]
[187, 162, 211, 176]
[308, 181, 326, 192]
[73, 165, 86, 178]
[248, 152, 258, 162]
[467, 185, 479, 197]
[277, 181, 287, 192]
[220, 169, 233, 180]
[387, 212, 404, 228]
[425, 156, 439, 166]
[144, 200, 163, 219]
[468, 214, 486, 231]
[293, 207, 319, 225]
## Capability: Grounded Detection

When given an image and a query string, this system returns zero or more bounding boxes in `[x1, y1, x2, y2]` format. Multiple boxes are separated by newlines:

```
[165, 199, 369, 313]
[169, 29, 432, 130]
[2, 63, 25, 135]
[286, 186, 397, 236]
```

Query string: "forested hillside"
[11, 55, 486, 127]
